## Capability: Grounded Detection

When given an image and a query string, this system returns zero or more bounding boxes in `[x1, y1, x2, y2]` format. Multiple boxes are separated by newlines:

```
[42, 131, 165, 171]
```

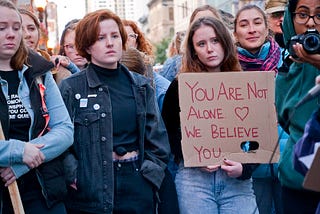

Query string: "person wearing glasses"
[122, 19, 154, 63]
[276, 0, 320, 213]
[265, 0, 288, 48]
[58, 19, 88, 72]
[50, 19, 88, 84]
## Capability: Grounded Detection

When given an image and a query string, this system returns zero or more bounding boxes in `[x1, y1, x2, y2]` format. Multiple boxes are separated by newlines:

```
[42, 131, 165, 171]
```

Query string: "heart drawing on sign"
[234, 107, 249, 121]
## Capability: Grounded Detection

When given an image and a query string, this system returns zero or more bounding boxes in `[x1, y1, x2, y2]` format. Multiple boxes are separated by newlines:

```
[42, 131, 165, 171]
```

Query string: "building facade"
[145, 0, 266, 44]
[86, 0, 149, 23]
[147, 0, 175, 44]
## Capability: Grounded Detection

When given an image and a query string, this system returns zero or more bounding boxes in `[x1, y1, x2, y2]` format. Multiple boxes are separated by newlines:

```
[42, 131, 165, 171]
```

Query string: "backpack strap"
[35, 76, 50, 137]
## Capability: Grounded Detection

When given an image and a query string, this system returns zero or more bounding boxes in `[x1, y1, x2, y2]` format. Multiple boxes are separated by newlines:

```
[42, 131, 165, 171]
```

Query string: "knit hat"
[265, 0, 287, 14]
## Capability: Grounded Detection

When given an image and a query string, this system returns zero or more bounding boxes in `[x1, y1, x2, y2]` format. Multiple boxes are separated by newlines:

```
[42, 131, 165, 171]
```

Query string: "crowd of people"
[0, 0, 320, 213]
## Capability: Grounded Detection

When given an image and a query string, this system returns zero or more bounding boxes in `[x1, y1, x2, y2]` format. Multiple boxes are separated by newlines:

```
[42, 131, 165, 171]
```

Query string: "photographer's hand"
[291, 43, 320, 69]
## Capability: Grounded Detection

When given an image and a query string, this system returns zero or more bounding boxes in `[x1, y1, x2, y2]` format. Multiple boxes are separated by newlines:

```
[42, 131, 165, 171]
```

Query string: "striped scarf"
[238, 37, 281, 73]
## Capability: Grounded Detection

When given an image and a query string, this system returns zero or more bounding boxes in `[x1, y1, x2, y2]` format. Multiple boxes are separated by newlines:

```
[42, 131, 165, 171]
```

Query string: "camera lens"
[303, 34, 320, 54]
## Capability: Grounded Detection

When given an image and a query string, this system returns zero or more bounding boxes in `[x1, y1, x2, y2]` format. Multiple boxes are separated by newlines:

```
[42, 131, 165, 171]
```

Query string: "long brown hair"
[75, 9, 127, 62]
[18, 8, 40, 47]
[181, 17, 241, 73]
[0, 0, 28, 70]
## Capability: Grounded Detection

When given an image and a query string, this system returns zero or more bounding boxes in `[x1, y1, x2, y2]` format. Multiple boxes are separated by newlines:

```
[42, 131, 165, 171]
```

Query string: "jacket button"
[101, 113, 106, 117]
[84, 118, 88, 126]
[103, 160, 107, 165]
[98, 87, 103, 92]
[101, 136, 106, 141]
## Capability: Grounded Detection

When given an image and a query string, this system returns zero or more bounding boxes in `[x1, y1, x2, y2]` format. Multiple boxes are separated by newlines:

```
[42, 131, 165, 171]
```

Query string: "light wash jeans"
[175, 164, 259, 214]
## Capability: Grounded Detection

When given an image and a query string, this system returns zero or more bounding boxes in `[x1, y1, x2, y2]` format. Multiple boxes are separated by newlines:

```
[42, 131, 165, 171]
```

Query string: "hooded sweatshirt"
[275, 6, 320, 189]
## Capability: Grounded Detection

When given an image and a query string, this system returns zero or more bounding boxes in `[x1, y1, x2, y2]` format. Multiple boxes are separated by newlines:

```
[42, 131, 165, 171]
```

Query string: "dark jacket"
[276, 5, 320, 189]
[0, 50, 71, 208]
[59, 63, 170, 213]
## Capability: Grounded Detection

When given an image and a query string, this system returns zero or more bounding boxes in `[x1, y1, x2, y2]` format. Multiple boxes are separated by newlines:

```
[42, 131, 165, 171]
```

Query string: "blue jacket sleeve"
[11, 72, 74, 178]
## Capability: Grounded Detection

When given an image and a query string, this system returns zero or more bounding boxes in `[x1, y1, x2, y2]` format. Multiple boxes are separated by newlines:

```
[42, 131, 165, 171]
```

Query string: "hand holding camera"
[288, 29, 320, 69]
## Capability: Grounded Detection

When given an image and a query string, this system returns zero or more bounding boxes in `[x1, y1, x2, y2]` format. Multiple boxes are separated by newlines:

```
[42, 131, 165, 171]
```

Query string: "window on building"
[169, 7, 174, 20]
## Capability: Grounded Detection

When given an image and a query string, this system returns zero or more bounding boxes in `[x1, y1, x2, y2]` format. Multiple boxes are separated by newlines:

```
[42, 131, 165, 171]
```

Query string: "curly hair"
[122, 19, 154, 56]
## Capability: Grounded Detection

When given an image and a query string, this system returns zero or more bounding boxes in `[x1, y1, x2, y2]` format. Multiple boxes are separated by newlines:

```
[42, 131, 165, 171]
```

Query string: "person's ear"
[233, 32, 238, 43]
[86, 47, 91, 55]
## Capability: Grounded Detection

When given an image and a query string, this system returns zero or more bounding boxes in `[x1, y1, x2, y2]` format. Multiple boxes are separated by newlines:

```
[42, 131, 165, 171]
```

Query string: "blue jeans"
[175, 164, 258, 214]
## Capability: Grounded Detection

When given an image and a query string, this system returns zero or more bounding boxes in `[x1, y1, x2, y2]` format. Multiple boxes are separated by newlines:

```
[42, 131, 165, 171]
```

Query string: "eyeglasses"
[128, 33, 138, 39]
[293, 12, 320, 25]
[270, 11, 284, 19]
[64, 44, 75, 51]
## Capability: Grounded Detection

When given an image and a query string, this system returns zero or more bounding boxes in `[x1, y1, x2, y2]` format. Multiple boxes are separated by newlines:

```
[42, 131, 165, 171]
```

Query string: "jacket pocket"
[73, 111, 100, 160]
[141, 159, 165, 189]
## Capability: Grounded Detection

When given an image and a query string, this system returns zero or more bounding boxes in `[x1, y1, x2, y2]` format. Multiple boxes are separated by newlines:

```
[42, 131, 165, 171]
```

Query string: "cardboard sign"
[303, 147, 320, 192]
[178, 72, 279, 167]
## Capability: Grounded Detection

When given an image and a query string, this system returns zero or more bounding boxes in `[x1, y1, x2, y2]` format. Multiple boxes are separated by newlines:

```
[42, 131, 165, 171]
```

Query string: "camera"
[288, 29, 320, 58]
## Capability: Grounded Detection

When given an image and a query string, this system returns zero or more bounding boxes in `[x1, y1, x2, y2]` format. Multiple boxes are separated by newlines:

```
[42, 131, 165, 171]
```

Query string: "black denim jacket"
[59, 63, 170, 213]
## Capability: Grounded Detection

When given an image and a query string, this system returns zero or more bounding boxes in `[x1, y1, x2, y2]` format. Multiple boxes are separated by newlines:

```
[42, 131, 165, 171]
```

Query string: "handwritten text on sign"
[178, 72, 279, 167]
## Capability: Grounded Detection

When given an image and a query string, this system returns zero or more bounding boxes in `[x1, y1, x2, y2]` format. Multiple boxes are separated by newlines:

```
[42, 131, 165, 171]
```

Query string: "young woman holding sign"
[161, 17, 258, 214]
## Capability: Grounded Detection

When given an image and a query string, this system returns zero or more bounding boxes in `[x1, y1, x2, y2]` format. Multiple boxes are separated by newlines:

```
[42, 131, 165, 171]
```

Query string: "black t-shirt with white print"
[0, 70, 30, 142]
